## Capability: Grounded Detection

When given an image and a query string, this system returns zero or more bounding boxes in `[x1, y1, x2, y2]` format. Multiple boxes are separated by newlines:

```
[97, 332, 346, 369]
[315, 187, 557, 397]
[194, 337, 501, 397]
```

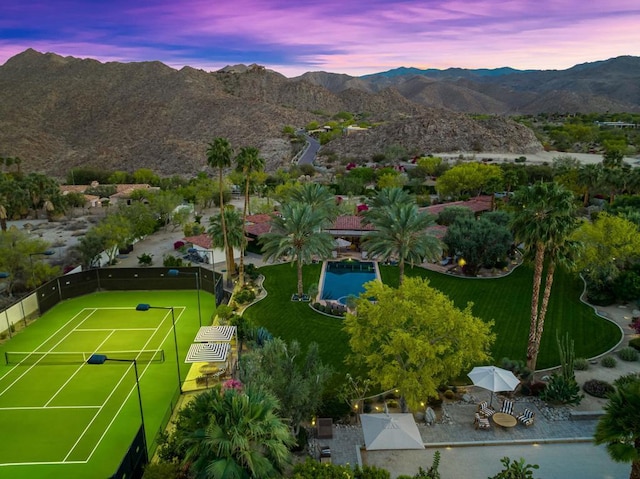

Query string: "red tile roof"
[421, 195, 493, 216]
[331, 216, 376, 231]
[183, 234, 212, 249]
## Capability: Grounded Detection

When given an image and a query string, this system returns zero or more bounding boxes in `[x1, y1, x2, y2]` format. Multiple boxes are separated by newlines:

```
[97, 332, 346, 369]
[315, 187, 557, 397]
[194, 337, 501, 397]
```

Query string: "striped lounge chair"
[477, 401, 495, 417]
[517, 408, 535, 426]
[474, 412, 491, 430]
[500, 399, 514, 416]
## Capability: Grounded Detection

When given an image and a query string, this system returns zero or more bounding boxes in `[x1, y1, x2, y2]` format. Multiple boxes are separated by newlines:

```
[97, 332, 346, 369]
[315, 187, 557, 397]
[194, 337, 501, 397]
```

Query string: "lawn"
[244, 262, 621, 387]
[0, 290, 216, 479]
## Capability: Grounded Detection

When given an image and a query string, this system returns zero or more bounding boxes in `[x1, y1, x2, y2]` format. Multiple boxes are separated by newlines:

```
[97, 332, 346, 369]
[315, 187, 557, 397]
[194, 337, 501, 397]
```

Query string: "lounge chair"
[517, 408, 535, 426]
[477, 401, 495, 417]
[474, 413, 491, 430]
[500, 399, 514, 416]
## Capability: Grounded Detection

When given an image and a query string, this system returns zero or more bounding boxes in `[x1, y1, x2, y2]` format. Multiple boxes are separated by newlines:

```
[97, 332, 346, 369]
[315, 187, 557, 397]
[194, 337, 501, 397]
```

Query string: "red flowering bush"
[222, 378, 243, 392]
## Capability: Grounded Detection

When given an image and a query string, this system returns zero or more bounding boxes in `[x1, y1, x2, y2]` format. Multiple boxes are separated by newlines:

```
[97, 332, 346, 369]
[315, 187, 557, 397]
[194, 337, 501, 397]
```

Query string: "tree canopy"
[436, 163, 503, 199]
[343, 277, 495, 411]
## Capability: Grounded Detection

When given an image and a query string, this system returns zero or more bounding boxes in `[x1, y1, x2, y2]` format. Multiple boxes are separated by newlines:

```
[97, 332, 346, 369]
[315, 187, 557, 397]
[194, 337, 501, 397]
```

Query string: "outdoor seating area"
[476, 399, 534, 429]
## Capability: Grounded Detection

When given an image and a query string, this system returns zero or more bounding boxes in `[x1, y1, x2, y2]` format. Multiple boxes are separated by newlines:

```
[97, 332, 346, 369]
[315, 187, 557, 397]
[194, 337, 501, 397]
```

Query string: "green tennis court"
[0, 290, 215, 479]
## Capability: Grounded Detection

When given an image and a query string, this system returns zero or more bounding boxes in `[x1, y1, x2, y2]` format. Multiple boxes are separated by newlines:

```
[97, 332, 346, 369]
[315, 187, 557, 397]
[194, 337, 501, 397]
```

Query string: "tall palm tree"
[509, 181, 578, 371]
[206, 138, 233, 284]
[260, 203, 334, 296]
[184, 386, 294, 479]
[208, 208, 245, 280]
[235, 146, 265, 286]
[362, 202, 442, 286]
[288, 183, 339, 221]
[595, 377, 640, 479]
[577, 163, 603, 206]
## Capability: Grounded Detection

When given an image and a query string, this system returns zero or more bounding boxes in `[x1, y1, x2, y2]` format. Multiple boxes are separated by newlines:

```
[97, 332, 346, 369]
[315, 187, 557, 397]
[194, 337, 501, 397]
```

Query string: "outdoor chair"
[474, 413, 491, 430]
[500, 399, 514, 416]
[477, 401, 495, 417]
[517, 408, 535, 426]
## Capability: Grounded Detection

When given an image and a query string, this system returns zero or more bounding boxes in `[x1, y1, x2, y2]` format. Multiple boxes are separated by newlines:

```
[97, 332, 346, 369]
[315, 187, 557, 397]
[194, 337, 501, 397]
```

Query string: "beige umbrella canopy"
[468, 366, 520, 406]
[360, 413, 424, 451]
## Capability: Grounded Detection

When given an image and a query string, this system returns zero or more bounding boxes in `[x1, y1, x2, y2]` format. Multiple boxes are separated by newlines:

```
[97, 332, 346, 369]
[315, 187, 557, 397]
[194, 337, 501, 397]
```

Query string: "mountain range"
[0, 49, 638, 177]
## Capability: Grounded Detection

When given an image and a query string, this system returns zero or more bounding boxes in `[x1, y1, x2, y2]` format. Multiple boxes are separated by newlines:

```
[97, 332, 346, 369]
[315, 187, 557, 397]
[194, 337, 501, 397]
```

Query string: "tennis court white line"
[84, 307, 187, 463]
[44, 331, 116, 408]
[0, 310, 98, 400]
[62, 356, 140, 463]
[66, 308, 180, 463]
[75, 328, 158, 331]
[0, 405, 101, 410]
[0, 308, 97, 385]
[0, 460, 86, 467]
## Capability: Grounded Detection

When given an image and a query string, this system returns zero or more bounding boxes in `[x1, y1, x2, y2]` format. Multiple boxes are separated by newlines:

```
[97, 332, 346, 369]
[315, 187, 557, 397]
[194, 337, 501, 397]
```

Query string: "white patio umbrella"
[334, 238, 351, 249]
[467, 366, 520, 406]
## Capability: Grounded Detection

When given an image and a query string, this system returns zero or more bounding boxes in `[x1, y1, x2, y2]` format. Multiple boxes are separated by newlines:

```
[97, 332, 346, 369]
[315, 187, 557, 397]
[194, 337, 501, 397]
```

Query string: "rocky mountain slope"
[298, 56, 640, 114]
[3, 50, 635, 177]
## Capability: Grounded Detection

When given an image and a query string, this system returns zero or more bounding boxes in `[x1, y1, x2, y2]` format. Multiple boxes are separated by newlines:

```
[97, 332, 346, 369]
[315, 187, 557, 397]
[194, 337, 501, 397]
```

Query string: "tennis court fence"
[0, 266, 224, 339]
[4, 349, 165, 365]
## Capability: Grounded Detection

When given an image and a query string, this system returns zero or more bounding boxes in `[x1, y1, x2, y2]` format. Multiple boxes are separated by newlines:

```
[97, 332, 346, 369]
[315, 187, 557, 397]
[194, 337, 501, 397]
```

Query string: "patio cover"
[185, 342, 230, 363]
[194, 325, 237, 343]
[360, 413, 424, 451]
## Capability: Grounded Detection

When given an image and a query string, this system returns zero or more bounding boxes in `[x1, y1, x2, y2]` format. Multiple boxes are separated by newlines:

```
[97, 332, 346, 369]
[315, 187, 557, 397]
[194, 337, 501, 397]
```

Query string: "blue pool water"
[321, 261, 377, 305]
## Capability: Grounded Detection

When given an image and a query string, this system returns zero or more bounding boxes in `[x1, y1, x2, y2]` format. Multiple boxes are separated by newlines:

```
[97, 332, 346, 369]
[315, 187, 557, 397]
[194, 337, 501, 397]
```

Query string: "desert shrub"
[386, 399, 399, 409]
[539, 373, 583, 405]
[444, 389, 455, 400]
[618, 347, 639, 362]
[582, 379, 615, 398]
[162, 254, 185, 267]
[601, 356, 617, 368]
[489, 457, 539, 479]
[499, 357, 533, 383]
[573, 358, 589, 371]
[629, 338, 640, 351]
[233, 287, 256, 305]
[614, 373, 640, 389]
[137, 253, 153, 266]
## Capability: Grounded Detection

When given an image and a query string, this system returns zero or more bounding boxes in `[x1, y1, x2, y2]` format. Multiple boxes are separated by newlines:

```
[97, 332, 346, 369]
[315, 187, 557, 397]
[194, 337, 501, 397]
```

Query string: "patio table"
[492, 412, 517, 428]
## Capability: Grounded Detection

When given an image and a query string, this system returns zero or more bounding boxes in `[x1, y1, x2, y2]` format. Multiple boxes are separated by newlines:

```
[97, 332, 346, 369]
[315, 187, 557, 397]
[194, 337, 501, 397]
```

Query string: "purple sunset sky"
[1, 0, 639, 77]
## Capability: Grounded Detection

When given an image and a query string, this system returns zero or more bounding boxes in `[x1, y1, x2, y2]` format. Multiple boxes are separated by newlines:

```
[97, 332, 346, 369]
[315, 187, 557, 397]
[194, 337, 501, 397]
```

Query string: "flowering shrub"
[173, 240, 185, 250]
[222, 378, 243, 392]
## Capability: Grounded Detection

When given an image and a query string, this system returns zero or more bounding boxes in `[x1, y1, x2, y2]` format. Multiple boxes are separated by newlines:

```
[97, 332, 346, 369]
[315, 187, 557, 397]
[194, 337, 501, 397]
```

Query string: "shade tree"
[436, 163, 503, 199]
[344, 278, 494, 412]
[237, 338, 332, 436]
[443, 215, 513, 276]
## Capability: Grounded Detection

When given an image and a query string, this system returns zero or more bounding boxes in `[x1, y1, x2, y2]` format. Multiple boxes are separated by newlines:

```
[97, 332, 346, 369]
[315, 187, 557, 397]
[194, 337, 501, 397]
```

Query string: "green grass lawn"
[244, 262, 621, 387]
[0, 289, 216, 479]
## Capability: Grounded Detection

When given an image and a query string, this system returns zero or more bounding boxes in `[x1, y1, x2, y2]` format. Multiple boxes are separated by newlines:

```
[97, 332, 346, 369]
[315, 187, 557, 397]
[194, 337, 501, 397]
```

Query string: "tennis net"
[5, 349, 165, 365]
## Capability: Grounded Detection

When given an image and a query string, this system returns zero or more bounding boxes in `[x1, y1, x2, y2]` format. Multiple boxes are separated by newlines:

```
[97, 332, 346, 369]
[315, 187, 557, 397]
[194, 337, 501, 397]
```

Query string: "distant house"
[59, 183, 155, 207]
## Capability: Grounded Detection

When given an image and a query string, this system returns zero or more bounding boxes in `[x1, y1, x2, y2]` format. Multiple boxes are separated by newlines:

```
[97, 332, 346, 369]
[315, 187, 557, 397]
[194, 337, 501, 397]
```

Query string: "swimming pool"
[320, 260, 378, 305]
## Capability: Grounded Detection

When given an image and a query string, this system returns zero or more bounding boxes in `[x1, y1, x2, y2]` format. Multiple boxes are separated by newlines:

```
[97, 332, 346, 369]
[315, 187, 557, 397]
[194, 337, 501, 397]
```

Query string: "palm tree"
[208, 207, 245, 281]
[235, 146, 265, 286]
[206, 138, 233, 284]
[577, 163, 603, 206]
[260, 203, 334, 296]
[362, 201, 442, 286]
[0, 202, 7, 232]
[183, 386, 294, 479]
[509, 181, 578, 371]
[288, 183, 339, 220]
[595, 377, 640, 479]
